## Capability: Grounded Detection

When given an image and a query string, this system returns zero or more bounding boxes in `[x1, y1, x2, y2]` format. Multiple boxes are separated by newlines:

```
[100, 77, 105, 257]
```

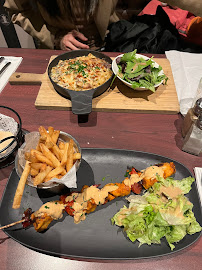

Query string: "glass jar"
[182, 113, 202, 155]
[181, 98, 202, 137]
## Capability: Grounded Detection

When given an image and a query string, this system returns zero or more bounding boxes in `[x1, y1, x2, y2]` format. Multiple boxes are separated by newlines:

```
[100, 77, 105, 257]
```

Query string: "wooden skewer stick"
[0, 219, 25, 230]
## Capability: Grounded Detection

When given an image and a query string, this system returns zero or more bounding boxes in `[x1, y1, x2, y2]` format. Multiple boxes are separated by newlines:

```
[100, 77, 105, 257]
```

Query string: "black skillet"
[48, 50, 114, 115]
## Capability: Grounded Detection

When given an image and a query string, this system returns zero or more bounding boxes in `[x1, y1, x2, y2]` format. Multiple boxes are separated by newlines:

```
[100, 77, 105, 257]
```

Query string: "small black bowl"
[48, 50, 114, 115]
[0, 106, 22, 168]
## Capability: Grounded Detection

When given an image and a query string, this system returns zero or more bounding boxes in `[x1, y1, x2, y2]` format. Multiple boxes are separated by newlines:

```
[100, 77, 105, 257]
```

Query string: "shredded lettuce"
[111, 176, 201, 250]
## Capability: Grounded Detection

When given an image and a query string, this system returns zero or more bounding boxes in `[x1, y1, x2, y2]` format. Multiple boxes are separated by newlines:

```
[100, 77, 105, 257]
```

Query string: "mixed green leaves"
[111, 175, 201, 250]
[117, 50, 168, 92]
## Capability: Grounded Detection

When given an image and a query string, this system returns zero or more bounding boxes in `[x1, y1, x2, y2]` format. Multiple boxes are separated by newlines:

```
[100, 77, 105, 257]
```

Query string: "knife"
[0, 61, 11, 77]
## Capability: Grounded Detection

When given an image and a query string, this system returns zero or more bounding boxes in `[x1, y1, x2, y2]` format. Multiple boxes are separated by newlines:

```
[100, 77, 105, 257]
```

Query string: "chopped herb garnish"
[101, 174, 110, 181]
[125, 170, 130, 177]
[45, 206, 50, 209]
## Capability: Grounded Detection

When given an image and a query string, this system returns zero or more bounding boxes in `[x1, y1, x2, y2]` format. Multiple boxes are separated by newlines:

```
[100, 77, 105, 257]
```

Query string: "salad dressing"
[34, 201, 65, 220]
[116, 208, 129, 225]
[65, 185, 118, 224]
[159, 185, 182, 199]
[141, 166, 164, 180]
[159, 200, 185, 222]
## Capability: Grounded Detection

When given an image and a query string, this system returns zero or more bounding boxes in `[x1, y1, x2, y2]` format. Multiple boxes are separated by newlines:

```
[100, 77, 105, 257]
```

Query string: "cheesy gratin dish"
[50, 53, 112, 91]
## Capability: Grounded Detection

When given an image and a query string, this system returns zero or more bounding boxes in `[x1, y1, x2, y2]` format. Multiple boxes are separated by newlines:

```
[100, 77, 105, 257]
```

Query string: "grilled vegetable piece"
[22, 208, 34, 229]
[131, 182, 142, 194]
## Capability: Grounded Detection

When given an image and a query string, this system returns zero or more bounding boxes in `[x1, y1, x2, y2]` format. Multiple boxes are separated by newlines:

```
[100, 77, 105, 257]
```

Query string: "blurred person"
[3, 0, 120, 50]
[4, 0, 202, 50]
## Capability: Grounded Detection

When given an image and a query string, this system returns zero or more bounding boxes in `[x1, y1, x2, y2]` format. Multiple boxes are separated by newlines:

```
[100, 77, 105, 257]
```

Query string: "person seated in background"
[3, 0, 202, 51]
[4, 0, 120, 50]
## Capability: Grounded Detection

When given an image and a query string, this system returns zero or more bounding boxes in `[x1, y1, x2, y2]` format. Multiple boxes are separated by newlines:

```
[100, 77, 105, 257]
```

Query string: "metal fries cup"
[15, 131, 81, 193]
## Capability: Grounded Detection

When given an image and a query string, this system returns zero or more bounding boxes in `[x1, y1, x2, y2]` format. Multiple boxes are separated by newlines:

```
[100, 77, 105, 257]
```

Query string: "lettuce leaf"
[121, 49, 137, 62]
[151, 175, 195, 195]
[166, 225, 187, 250]
[172, 176, 195, 194]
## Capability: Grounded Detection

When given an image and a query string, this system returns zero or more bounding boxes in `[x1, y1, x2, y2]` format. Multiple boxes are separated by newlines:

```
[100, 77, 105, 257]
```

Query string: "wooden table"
[0, 48, 201, 270]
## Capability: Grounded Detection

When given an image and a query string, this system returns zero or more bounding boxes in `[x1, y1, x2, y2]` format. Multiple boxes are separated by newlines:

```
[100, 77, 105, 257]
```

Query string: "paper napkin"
[165, 50, 202, 116]
[0, 56, 23, 93]
[194, 167, 202, 206]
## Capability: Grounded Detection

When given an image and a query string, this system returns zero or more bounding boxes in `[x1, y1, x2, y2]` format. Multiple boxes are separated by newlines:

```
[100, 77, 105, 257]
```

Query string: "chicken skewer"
[29, 162, 176, 231]
[1, 162, 176, 232]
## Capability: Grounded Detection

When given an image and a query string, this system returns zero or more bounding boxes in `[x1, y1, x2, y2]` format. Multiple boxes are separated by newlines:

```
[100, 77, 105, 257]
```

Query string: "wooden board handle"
[9, 72, 45, 85]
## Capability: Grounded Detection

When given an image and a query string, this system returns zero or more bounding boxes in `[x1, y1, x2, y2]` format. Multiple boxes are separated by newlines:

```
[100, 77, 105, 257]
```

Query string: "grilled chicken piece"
[31, 213, 53, 232]
[142, 178, 158, 189]
[105, 182, 131, 198]
[142, 162, 176, 189]
[157, 162, 176, 178]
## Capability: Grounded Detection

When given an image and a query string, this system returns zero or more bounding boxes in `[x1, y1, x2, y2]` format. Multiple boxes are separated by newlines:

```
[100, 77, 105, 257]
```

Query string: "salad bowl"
[112, 51, 167, 92]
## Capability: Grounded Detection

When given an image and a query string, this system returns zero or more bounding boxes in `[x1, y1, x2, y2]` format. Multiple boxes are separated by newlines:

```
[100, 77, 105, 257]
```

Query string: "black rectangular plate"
[0, 148, 201, 260]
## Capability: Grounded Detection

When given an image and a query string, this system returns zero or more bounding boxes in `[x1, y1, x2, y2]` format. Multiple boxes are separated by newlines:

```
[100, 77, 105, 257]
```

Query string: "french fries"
[44, 166, 66, 182]
[13, 126, 81, 209]
[66, 139, 74, 172]
[39, 143, 61, 168]
[33, 166, 53, 186]
[61, 142, 69, 166]
[13, 161, 31, 209]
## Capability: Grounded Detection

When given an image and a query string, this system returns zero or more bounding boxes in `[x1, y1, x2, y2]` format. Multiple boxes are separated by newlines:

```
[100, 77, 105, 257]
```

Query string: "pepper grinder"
[181, 98, 202, 137]
[182, 113, 202, 155]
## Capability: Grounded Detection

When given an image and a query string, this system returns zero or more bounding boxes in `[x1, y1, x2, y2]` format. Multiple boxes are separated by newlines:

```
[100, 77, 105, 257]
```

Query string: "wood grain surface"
[0, 48, 201, 270]
[10, 56, 180, 114]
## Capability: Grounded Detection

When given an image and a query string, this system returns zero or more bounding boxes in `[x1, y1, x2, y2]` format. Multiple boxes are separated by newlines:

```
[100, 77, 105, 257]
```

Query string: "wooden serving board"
[9, 56, 180, 114]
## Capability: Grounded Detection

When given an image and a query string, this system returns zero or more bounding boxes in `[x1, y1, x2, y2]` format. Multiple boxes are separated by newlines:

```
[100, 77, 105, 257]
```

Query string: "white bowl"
[112, 53, 165, 91]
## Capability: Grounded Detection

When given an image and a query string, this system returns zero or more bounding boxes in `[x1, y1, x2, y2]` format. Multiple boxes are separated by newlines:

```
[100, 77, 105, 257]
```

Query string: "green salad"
[116, 50, 168, 92]
[111, 175, 202, 250]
